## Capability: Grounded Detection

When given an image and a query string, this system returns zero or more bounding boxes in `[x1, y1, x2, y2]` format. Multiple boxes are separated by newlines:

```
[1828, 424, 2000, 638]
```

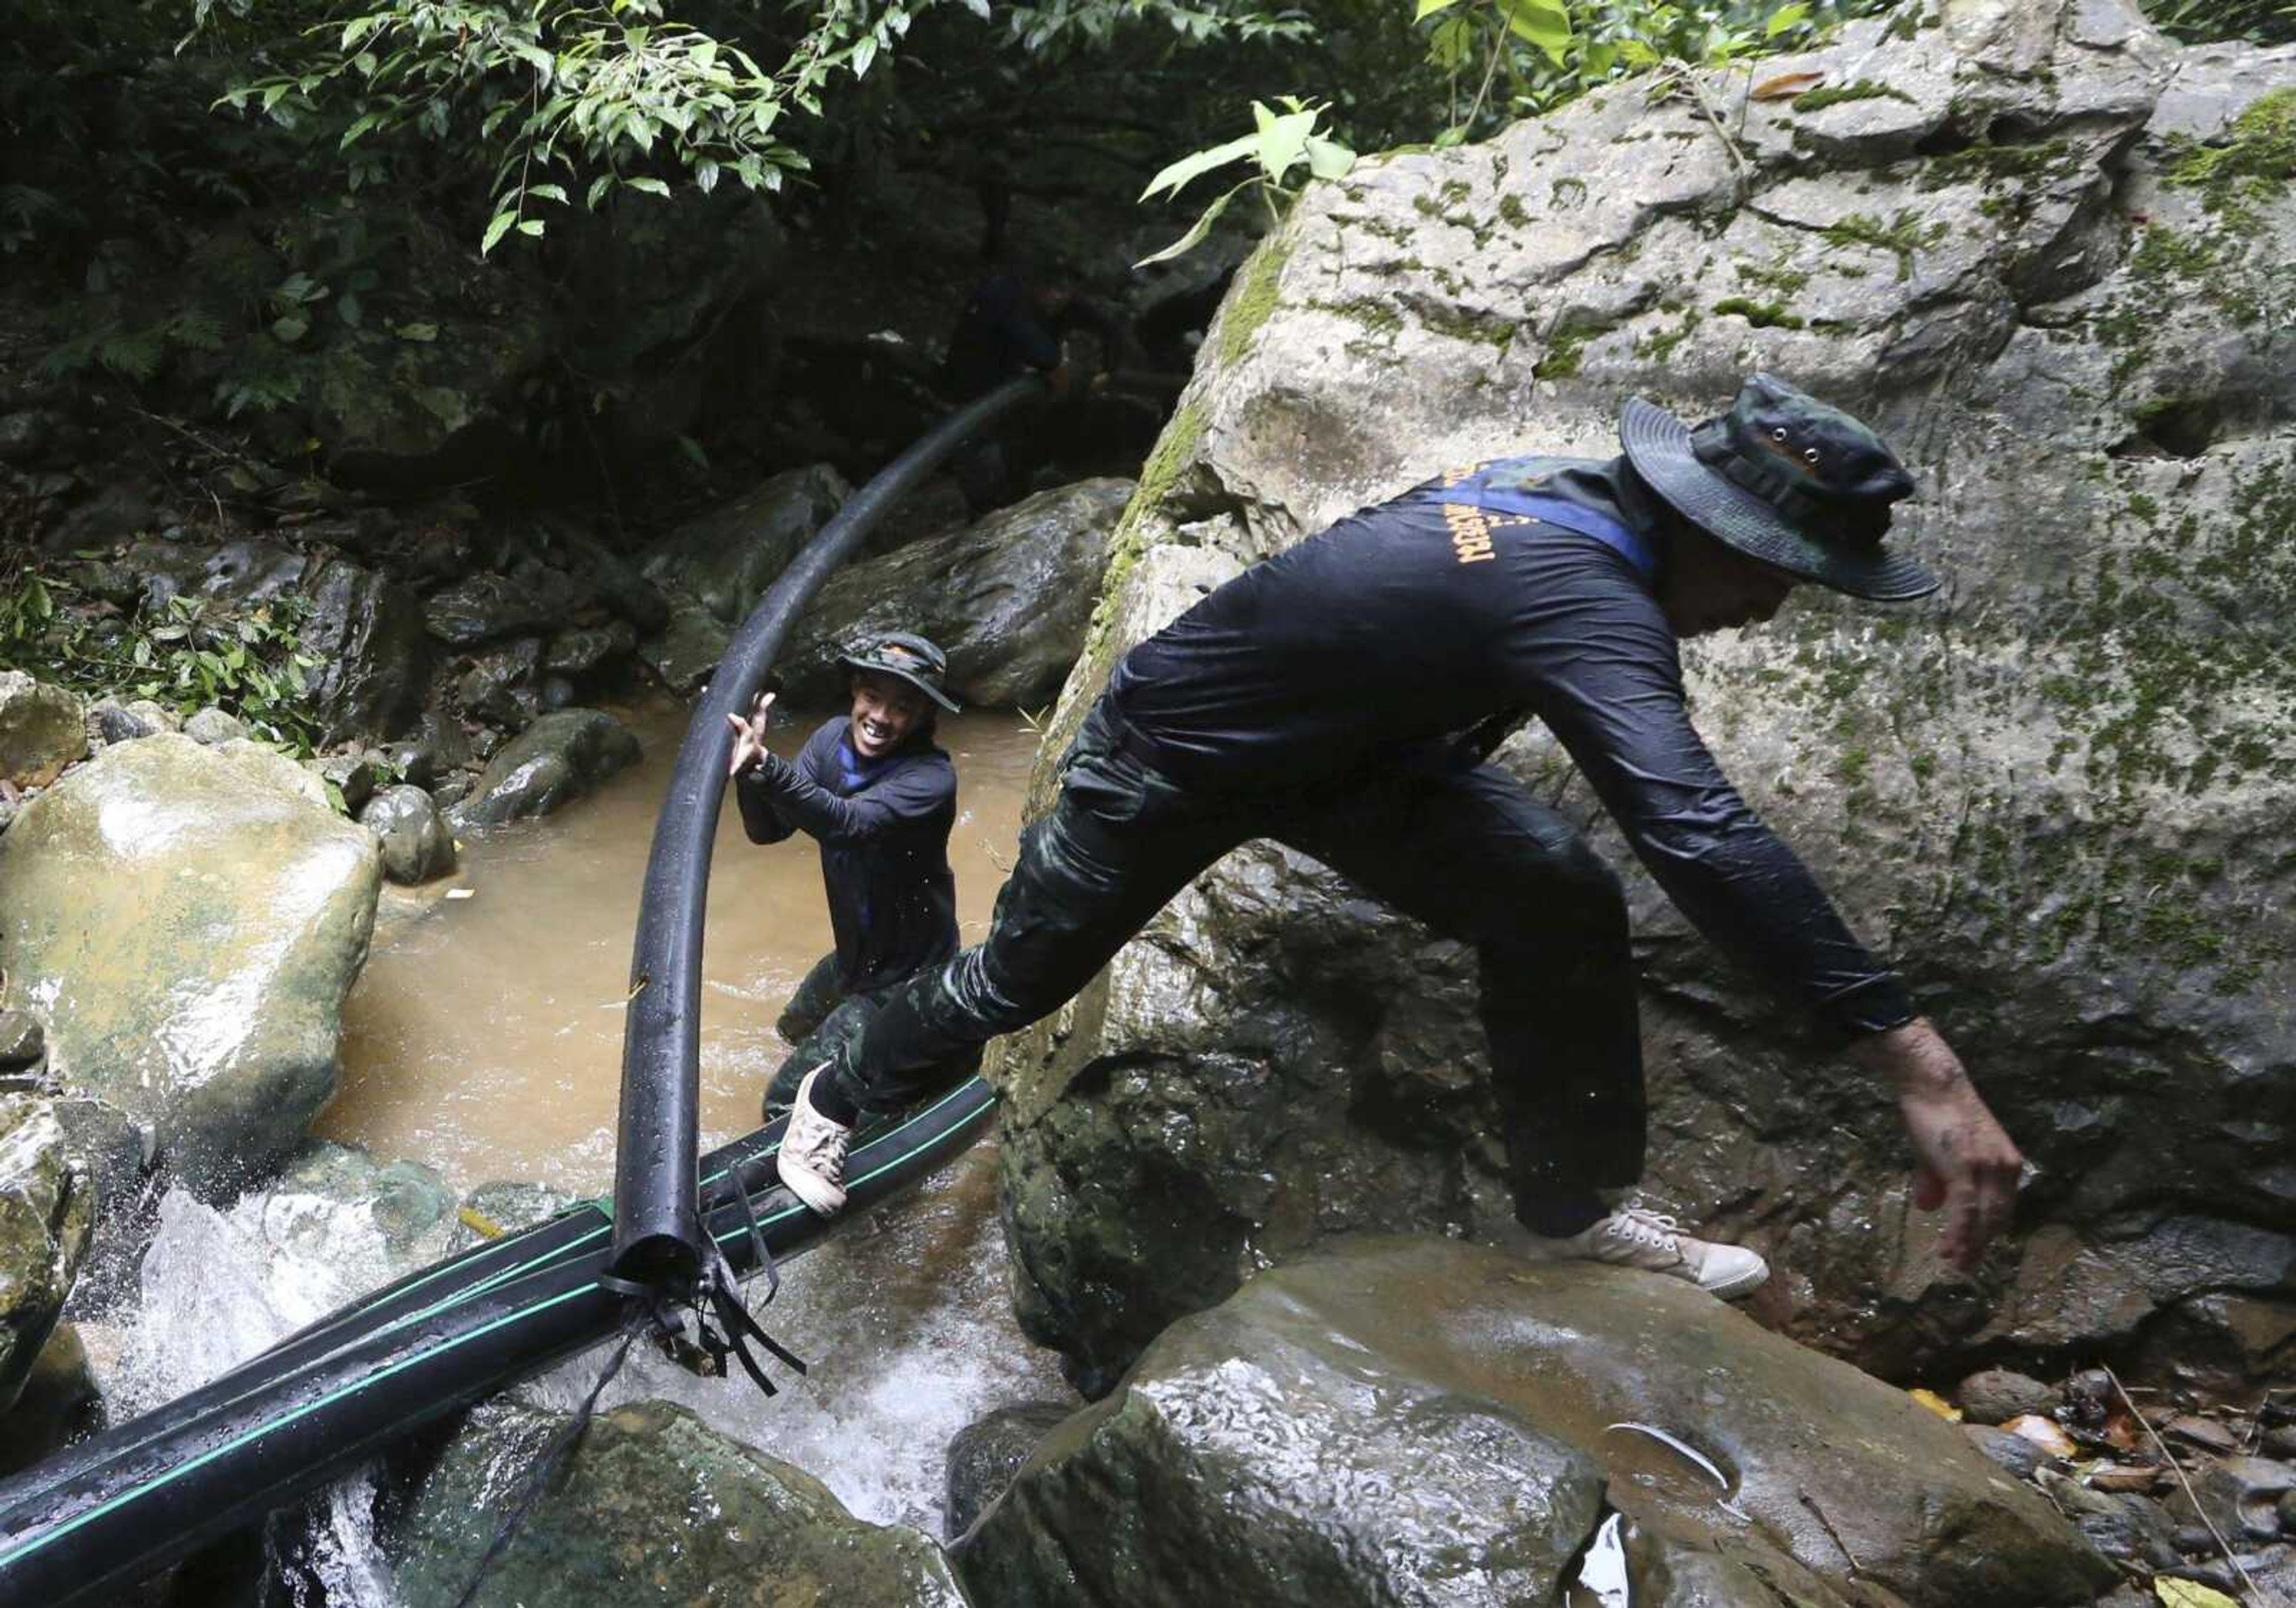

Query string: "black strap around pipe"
[607, 375, 1044, 1291]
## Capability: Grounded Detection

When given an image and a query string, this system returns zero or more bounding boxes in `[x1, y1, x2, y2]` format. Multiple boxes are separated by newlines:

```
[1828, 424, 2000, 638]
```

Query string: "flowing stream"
[79, 696, 1071, 1598]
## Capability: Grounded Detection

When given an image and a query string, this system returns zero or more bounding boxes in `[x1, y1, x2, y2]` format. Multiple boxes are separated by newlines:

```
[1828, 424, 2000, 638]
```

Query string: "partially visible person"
[726, 634, 978, 1119]
[942, 258, 1123, 515]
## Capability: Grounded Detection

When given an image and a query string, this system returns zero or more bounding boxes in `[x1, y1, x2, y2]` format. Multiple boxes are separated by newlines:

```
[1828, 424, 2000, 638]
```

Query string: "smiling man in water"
[726, 633, 978, 1124]
[774, 375, 2026, 1292]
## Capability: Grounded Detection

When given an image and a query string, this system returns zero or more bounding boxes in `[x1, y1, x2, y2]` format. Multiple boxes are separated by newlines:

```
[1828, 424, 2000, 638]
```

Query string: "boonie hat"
[839, 632, 961, 713]
[1620, 373, 1938, 601]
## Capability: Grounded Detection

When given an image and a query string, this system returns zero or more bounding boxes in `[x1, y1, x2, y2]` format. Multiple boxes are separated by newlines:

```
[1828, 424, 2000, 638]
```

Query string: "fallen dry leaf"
[1909, 1388, 1963, 1422]
[1751, 71, 1827, 100]
[2155, 1581, 2240, 1608]
[2004, 1413, 2078, 1458]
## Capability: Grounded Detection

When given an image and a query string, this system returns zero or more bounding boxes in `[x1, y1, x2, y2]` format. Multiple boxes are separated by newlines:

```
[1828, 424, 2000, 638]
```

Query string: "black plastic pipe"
[607, 376, 1042, 1291]
[0, 1080, 997, 1608]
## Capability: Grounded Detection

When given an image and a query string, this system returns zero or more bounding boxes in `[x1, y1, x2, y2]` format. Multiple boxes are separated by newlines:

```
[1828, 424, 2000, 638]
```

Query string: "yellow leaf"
[1751, 70, 1827, 101]
[457, 1206, 505, 1240]
[2155, 1582, 2241, 1608]
[1909, 1388, 1963, 1421]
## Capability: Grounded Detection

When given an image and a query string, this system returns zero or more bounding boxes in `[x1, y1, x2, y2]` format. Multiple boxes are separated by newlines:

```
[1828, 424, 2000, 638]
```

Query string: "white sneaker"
[776, 1065, 852, 1216]
[1519, 1205, 1769, 1300]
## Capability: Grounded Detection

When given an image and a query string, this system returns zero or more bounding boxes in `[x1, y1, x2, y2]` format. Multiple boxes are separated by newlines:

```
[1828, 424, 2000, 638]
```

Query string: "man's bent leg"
[1278, 762, 1764, 1297]
[775, 952, 847, 1045]
[813, 731, 1244, 1124]
[1274, 762, 1645, 1224]
[765, 990, 874, 1118]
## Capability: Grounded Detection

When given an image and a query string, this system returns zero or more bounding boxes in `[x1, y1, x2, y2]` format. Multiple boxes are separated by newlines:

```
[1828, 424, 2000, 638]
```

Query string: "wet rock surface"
[391, 1397, 968, 1608]
[359, 784, 456, 885]
[944, 1399, 1073, 1541]
[637, 463, 851, 692]
[444, 708, 640, 830]
[302, 556, 429, 742]
[0, 1321, 100, 1479]
[776, 478, 1132, 710]
[0, 734, 379, 1203]
[987, 0, 2296, 1392]
[0, 1099, 91, 1419]
[960, 1238, 2113, 1608]
[0, 672, 86, 790]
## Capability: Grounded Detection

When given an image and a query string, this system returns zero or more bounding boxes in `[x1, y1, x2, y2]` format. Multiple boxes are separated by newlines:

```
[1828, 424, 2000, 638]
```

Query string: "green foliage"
[199, 0, 1311, 250]
[0, 566, 328, 754]
[2137, 0, 2295, 43]
[1136, 96, 1357, 265]
[1409, 0, 1898, 141]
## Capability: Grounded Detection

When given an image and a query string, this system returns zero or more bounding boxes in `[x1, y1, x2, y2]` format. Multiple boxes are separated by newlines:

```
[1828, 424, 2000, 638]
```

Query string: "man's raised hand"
[726, 690, 775, 778]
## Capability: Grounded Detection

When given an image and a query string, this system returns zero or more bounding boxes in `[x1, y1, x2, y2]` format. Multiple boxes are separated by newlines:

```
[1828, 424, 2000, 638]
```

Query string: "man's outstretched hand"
[726, 691, 775, 778]
[1854, 1019, 2024, 1272]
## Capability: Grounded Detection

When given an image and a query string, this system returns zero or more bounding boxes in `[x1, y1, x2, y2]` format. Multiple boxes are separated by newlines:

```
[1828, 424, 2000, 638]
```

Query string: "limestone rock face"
[960, 1239, 2114, 1608]
[0, 1098, 91, 1417]
[392, 1398, 969, 1608]
[445, 708, 641, 830]
[775, 478, 1133, 710]
[987, 2, 2296, 1390]
[0, 735, 380, 1200]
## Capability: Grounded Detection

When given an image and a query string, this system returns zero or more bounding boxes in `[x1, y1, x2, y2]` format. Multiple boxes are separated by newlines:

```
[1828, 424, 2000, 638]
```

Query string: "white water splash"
[86, 1184, 417, 1607]
[524, 1143, 1072, 1536]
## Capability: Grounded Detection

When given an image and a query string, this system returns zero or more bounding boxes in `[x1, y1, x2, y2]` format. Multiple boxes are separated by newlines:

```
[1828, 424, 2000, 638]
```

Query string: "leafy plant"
[0, 567, 328, 754]
[202, 0, 1313, 252]
[1137, 96, 1357, 265]
[1413, 0, 1894, 142]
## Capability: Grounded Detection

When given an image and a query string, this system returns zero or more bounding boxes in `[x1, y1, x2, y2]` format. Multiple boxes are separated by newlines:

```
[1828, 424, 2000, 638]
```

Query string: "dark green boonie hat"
[839, 631, 961, 713]
[1621, 372, 1938, 602]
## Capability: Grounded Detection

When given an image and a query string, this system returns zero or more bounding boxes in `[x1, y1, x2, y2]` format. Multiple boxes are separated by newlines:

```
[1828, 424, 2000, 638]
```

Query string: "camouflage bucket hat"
[839, 631, 961, 713]
[1620, 372, 1939, 603]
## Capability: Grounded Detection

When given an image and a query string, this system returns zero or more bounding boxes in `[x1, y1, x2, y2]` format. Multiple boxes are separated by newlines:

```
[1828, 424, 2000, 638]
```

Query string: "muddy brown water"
[319, 695, 1040, 1193]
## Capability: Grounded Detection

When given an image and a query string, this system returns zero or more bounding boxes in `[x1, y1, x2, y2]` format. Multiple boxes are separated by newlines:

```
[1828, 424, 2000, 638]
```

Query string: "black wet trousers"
[767, 952, 978, 1120]
[820, 699, 1647, 1225]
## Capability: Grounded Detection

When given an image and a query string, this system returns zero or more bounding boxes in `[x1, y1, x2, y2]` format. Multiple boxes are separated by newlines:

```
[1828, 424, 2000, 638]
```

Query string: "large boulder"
[0, 1099, 91, 1418]
[986, 1, 2296, 1392]
[390, 1398, 969, 1608]
[775, 478, 1133, 710]
[445, 708, 640, 830]
[959, 1239, 2115, 1608]
[637, 464, 851, 692]
[0, 672, 86, 790]
[0, 735, 380, 1200]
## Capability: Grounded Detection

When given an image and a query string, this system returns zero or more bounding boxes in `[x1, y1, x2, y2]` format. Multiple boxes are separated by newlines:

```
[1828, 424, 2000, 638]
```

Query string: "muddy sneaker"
[776, 1065, 852, 1216]
[1519, 1205, 1769, 1300]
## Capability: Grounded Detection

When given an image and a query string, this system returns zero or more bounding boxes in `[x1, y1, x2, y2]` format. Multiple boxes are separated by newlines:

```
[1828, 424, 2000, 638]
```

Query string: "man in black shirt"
[727, 634, 975, 1139]
[776, 375, 2025, 1296]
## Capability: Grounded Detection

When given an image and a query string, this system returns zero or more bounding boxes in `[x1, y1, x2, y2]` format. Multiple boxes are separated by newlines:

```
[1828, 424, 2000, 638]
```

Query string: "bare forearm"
[1851, 1017, 1966, 1095]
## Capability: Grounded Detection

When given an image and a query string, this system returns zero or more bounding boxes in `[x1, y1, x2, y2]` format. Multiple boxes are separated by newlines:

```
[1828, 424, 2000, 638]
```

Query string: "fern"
[94, 324, 167, 381]
[215, 362, 304, 419]
[169, 308, 227, 351]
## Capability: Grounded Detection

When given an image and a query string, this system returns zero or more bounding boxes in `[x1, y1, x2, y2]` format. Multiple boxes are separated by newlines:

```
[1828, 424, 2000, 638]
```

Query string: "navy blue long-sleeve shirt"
[736, 718, 959, 995]
[1108, 454, 1916, 1037]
